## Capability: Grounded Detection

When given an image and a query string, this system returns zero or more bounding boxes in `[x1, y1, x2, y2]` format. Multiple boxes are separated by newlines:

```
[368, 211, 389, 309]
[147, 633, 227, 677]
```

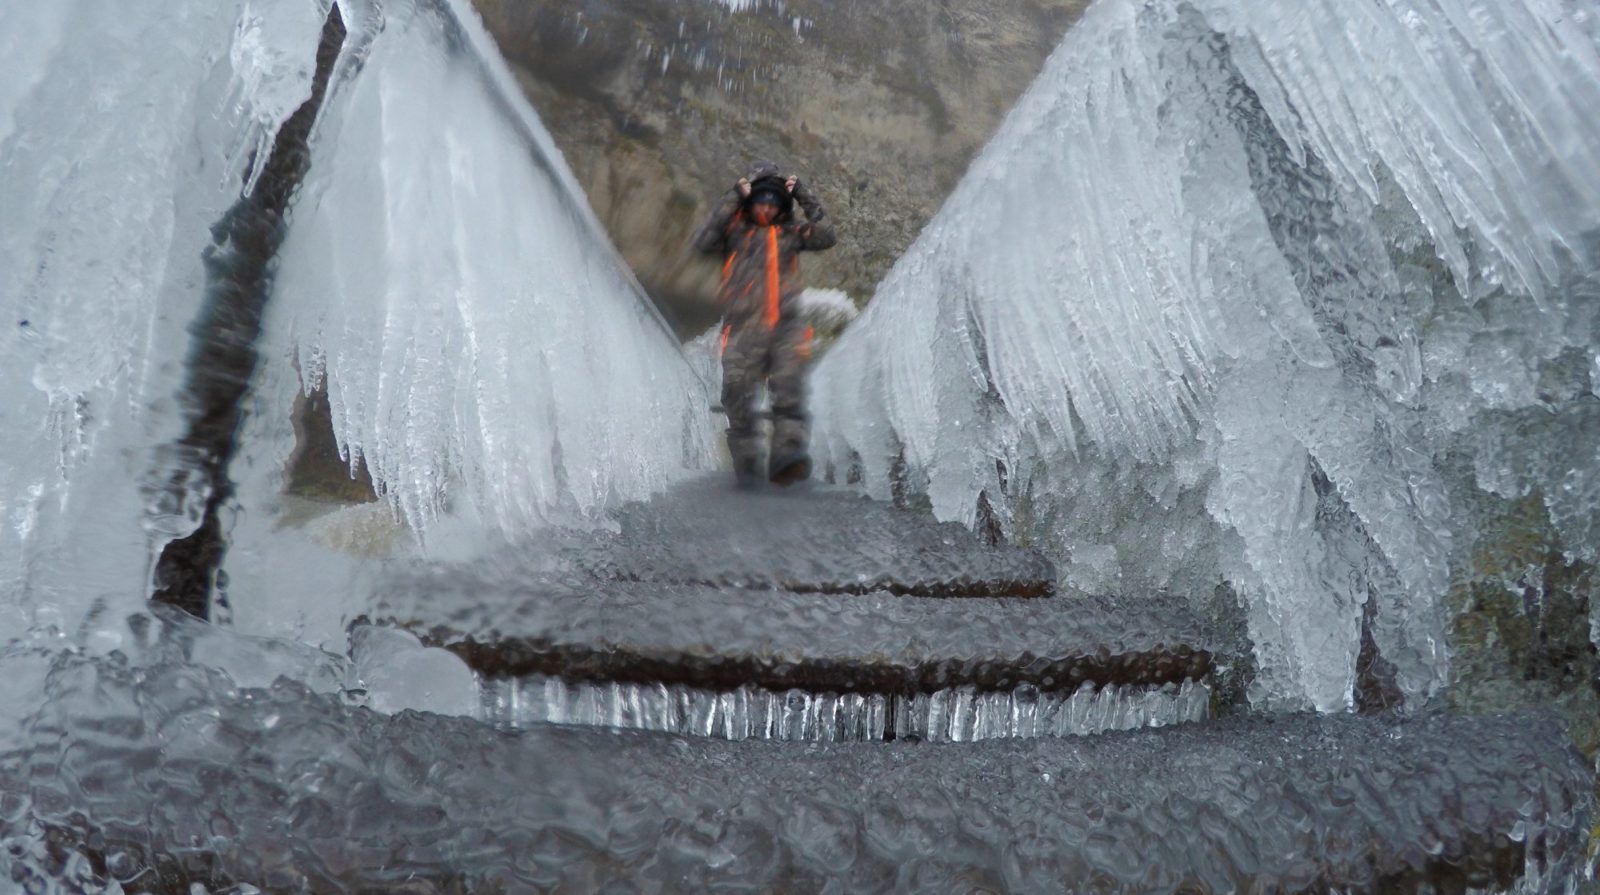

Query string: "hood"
[745, 159, 783, 181]
[743, 159, 794, 218]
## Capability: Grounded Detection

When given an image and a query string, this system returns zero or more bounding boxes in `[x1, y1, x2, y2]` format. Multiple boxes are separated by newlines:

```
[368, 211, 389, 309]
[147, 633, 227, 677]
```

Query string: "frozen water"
[0, 0, 1593, 891]
[225, 0, 331, 195]
[266, 0, 717, 540]
[0, 0, 1594, 888]
[812, 0, 1600, 711]
[0, 0, 325, 635]
[1, 0, 717, 648]
[481, 675, 1210, 743]
[0, 638, 1591, 892]
[0, 5, 71, 149]
[575, 479, 1056, 597]
[217, 0, 718, 647]
[350, 624, 480, 717]
[366, 479, 1222, 732]
[797, 287, 859, 330]
[381, 572, 1217, 695]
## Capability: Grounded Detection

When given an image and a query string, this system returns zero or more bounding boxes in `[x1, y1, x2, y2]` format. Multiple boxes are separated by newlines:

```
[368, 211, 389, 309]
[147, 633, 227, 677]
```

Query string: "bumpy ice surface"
[0, 626, 1591, 893]
[543, 479, 1056, 597]
[376, 567, 1215, 694]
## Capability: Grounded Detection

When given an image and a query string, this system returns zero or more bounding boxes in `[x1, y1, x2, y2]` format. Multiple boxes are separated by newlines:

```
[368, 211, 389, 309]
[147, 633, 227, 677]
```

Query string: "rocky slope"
[472, 0, 1088, 333]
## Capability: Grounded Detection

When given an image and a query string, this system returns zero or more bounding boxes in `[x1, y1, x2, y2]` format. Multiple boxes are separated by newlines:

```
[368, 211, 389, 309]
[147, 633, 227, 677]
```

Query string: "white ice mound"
[812, 0, 1600, 711]
[272, 0, 716, 537]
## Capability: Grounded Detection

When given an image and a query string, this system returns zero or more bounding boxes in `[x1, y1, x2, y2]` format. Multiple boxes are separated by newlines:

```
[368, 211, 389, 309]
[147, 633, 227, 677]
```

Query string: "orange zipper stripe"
[764, 226, 780, 329]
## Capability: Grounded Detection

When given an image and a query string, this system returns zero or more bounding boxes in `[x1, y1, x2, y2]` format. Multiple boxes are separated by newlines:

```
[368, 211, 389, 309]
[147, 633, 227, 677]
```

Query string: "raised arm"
[792, 179, 837, 251]
[692, 185, 746, 255]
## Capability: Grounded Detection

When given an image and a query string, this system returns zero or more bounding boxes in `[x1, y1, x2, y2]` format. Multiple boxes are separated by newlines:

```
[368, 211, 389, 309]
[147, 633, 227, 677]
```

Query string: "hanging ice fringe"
[813, 0, 1600, 711]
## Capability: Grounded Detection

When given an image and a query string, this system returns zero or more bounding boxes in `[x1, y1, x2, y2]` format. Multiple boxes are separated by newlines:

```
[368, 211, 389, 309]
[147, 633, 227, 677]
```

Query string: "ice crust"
[576, 479, 1056, 597]
[812, 0, 1600, 711]
[0, 640, 1591, 893]
[374, 571, 1216, 695]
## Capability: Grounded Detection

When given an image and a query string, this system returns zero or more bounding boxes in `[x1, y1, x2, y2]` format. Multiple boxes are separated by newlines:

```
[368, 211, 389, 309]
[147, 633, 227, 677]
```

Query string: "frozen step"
[365, 481, 1220, 732]
[10, 652, 1593, 893]
[369, 570, 1221, 700]
[554, 478, 1056, 598]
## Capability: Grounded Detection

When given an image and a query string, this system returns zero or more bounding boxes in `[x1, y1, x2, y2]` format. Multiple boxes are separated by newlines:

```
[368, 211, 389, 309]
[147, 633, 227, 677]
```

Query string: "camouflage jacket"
[692, 162, 837, 328]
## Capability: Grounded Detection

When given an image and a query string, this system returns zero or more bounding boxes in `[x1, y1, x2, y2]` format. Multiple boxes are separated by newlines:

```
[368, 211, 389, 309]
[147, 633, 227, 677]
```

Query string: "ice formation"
[812, 0, 1600, 711]
[0, 0, 322, 624]
[797, 287, 859, 330]
[0, 0, 716, 639]
[270, 0, 716, 538]
[0, 0, 1597, 889]
[0, 623, 1592, 892]
[481, 675, 1210, 743]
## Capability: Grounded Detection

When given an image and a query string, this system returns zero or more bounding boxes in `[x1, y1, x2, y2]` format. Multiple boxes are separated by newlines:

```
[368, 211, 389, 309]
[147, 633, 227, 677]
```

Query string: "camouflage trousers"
[721, 318, 812, 472]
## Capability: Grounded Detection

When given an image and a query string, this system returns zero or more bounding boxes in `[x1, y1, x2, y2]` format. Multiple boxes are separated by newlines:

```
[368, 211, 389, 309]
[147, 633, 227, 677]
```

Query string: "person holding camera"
[692, 159, 838, 489]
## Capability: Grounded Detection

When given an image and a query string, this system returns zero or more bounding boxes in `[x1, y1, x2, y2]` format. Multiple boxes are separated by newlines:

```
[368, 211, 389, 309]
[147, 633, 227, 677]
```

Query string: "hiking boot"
[733, 454, 766, 491]
[768, 452, 811, 487]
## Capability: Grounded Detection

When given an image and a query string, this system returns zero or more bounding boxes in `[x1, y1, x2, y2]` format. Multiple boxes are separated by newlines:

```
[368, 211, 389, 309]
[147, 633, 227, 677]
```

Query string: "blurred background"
[473, 0, 1088, 333]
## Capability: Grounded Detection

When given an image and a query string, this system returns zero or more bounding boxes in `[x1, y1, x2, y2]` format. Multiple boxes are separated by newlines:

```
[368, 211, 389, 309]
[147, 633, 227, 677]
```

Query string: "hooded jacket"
[692, 160, 837, 328]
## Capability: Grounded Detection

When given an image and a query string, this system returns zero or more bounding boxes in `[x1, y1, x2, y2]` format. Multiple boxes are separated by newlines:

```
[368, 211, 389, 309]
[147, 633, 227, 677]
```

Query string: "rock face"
[471, 0, 1089, 332]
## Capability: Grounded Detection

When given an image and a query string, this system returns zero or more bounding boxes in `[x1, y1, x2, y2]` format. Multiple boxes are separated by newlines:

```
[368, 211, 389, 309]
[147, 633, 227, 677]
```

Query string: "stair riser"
[432, 632, 1214, 694]
[480, 676, 1213, 742]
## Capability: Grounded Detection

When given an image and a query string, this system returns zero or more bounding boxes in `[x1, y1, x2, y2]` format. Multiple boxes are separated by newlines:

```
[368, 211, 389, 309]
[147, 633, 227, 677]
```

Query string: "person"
[693, 160, 837, 488]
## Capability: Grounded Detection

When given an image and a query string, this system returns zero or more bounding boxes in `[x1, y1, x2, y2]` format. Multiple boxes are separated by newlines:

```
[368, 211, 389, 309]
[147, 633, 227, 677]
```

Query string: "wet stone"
[3, 651, 1592, 894]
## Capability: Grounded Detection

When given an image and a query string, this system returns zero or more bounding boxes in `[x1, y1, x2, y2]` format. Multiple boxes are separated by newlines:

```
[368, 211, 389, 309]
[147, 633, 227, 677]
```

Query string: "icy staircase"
[8, 482, 1591, 892]
[10, 654, 1592, 894]
[327, 479, 1593, 891]
[366, 477, 1226, 742]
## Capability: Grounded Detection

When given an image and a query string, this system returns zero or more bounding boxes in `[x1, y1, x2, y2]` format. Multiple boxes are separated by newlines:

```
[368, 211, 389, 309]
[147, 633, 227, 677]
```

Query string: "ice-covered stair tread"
[371, 479, 1205, 698]
[371, 570, 1217, 696]
[570, 477, 1055, 597]
[8, 651, 1592, 894]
